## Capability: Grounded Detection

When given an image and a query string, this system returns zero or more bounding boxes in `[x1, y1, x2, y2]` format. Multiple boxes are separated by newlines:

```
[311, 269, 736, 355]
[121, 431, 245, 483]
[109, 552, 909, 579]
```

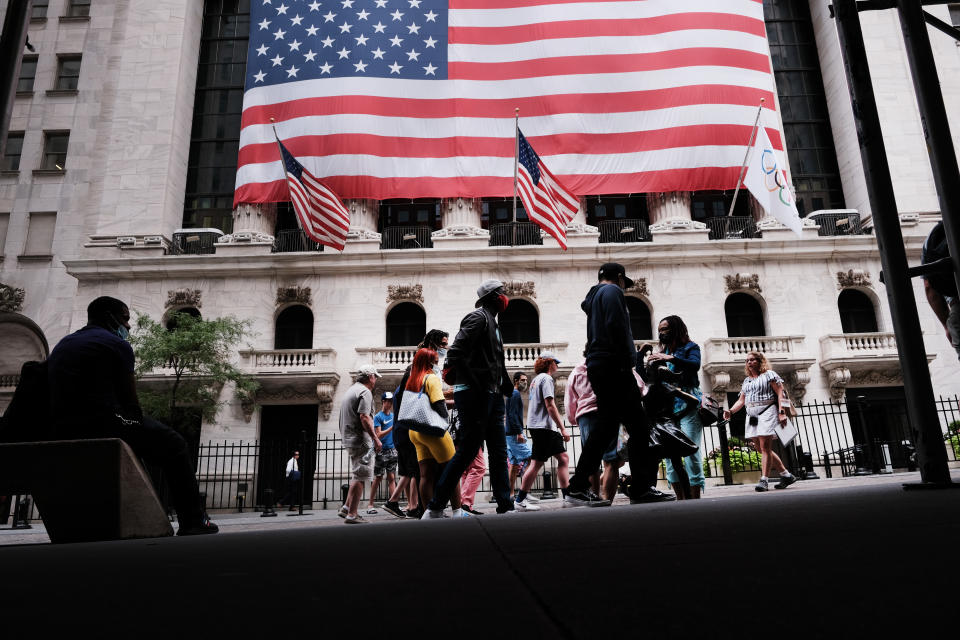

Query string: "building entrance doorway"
[845, 386, 915, 470]
[257, 404, 319, 507]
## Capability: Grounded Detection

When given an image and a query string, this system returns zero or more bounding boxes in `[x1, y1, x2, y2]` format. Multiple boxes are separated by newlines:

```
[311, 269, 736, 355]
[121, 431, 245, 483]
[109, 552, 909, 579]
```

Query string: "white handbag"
[397, 377, 449, 438]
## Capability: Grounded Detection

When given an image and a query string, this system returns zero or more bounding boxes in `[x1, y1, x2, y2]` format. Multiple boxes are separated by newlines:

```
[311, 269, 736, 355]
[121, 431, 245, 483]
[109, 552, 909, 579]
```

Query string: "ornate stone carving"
[241, 401, 256, 423]
[218, 231, 274, 243]
[828, 367, 852, 404]
[166, 288, 202, 309]
[710, 371, 731, 397]
[387, 284, 424, 304]
[277, 286, 312, 306]
[625, 278, 649, 298]
[785, 368, 810, 404]
[503, 281, 536, 298]
[848, 369, 903, 387]
[755, 216, 817, 231]
[724, 273, 761, 294]
[0, 283, 26, 313]
[837, 269, 872, 289]
[317, 382, 336, 420]
[430, 225, 489, 239]
[565, 222, 599, 235]
[346, 227, 382, 241]
[649, 218, 707, 232]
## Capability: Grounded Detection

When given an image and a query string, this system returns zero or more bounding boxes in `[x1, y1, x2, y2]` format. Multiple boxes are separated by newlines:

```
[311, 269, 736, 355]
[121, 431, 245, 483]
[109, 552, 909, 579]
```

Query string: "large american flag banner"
[516, 130, 578, 249]
[235, 0, 782, 204]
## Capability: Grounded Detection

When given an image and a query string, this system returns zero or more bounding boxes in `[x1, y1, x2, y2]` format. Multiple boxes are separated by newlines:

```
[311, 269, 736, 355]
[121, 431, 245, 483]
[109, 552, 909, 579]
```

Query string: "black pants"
[67, 416, 206, 527]
[428, 390, 511, 512]
[570, 364, 659, 494]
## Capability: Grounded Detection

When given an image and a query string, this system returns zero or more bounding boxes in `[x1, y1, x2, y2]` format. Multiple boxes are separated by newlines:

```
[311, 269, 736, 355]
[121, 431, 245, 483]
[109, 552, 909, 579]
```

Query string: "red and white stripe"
[236, 0, 781, 204]
[516, 159, 579, 250]
[286, 165, 351, 251]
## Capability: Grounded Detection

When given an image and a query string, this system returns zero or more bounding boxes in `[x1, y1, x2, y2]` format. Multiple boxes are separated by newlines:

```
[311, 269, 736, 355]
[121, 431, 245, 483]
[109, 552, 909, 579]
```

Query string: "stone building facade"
[1, 1, 959, 452]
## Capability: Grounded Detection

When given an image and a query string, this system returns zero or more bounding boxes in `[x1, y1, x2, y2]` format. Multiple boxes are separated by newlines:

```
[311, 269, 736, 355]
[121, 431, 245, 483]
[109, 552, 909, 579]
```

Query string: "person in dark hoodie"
[423, 279, 516, 517]
[566, 263, 674, 505]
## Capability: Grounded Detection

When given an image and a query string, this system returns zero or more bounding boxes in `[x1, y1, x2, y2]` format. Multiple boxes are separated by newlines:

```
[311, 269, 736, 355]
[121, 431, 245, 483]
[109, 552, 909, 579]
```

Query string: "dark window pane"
[275, 305, 314, 349]
[499, 300, 539, 344]
[838, 290, 878, 333]
[725, 293, 765, 337]
[18, 57, 37, 92]
[67, 0, 91, 17]
[32, 0, 49, 19]
[56, 56, 82, 91]
[386, 303, 426, 346]
[2, 132, 24, 171]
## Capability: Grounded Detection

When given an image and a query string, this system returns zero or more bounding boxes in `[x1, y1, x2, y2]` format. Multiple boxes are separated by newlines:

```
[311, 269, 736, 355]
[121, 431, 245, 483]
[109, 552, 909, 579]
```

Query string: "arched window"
[166, 307, 201, 331]
[838, 289, 878, 333]
[725, 293, 765, 337]
[499, 299, 540, 344]
[275, 305, 314, 349]
[386, 303, 426, 346]
[626, 297, 652, 340]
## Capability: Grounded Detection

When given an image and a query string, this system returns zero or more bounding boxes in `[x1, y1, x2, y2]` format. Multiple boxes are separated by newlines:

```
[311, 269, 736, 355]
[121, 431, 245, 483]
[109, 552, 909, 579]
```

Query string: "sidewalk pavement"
[1, 469, 955, 544]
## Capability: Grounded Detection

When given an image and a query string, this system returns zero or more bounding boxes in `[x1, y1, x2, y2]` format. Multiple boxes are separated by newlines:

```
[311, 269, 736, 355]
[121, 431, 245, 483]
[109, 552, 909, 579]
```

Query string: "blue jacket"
[666, 341, 702, 390]
[505, 389, 524, 435]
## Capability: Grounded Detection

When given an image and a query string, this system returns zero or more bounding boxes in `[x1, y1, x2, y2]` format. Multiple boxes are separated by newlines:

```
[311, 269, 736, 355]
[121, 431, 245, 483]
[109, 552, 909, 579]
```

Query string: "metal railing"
[810, 211, 864, 236]
[273, 229, 324, 253]
[489, 222, 543, 247]
[169, 229, 223, 255]
[598, 219, 652, 243]
[380, 226, 434, 250]
[705, 216, 760, 240]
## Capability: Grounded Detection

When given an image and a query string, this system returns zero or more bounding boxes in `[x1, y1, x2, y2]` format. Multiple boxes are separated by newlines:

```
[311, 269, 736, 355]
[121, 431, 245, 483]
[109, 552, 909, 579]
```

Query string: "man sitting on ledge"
[46, 296, 218, 536]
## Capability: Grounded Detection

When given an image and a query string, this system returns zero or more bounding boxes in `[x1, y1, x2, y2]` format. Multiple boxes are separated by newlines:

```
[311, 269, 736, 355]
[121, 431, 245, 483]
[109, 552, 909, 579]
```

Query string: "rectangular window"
[41, 131, 70, 170]
[2, 132, 24, 171]
[23, 212, 57, 256]
[55, 55, 82, 91]
[66, 0, 91, 17]
[0, 213, 9, 256]
[32, 0, 49, 20]
[18, 56, 38, 93]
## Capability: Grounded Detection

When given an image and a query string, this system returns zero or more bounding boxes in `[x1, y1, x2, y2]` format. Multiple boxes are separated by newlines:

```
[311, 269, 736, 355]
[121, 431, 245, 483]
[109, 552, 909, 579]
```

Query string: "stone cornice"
[61, 235, 917, 282]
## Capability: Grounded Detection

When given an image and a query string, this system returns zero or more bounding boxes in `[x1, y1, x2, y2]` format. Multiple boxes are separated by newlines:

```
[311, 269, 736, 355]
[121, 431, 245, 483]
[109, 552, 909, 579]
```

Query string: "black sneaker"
[177, 517, 219, 536]
[462, 505, 483, 515]
[496, 501, 516, 514]
[629, 488, 676, 504]
[405, 507, 424, 519]
[564, 489, 611, 507]
[382, 501, 407, 518]
[774, 474, 797, 490]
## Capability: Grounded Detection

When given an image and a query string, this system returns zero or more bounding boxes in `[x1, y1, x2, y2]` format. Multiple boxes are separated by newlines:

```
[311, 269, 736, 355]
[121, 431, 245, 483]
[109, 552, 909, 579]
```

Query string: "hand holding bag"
[396, 378, 449, 438]
[647, 418, 699, 459]
[698, 395, 722, 426]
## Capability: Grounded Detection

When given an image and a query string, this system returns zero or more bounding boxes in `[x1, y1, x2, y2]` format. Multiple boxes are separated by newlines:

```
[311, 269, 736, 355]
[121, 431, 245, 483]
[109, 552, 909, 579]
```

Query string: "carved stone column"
[343, 198, 382, 252]
[710, 371, 731, 399]
[317, 381, 336, 420]
[432, 198, 489, 248]
[828, 367, 851, 404]
[216, 203, 277, 255]
[565, 198, 599, 247]
[648, 192, 708, 243]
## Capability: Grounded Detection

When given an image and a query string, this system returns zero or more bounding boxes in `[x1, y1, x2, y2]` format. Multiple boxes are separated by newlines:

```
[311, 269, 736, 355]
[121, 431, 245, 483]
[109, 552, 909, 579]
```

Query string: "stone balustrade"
[819, 332, 898, 360]
[704, 335, 806, 361]
[239, 348, 336, 372]
[356, 342, 568, 373]
[702, 335, 813, 402]
[0, 374, 20, 390]
[503, 343, 568, 367]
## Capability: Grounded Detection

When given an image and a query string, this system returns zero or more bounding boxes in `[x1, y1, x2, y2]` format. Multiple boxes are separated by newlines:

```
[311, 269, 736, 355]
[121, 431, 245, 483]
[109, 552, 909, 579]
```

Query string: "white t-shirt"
[526, 373, 557, 431]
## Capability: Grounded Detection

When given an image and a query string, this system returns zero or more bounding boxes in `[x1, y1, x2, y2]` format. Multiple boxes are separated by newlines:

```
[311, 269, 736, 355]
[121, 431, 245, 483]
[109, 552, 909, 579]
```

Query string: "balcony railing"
[169, 228, 223, 255]
[380, 226, 434, 250]
[810, 211, 865, 236]
[821, 332, 898, 359]
[239, 349, 337, 373]
[355, 346, 418, 373]
[703, 336, 806, 362]
[598, 219, 652, 243]
[273, 229, 324, 253]
[503, 342, 568, 367]
[0, 374, 20, 390]
[705, 216, 759, 240]
[489, 222, 543, 247]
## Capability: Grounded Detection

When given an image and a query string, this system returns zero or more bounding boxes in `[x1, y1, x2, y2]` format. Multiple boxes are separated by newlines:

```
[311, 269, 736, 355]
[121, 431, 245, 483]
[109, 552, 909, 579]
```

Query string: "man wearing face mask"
[46, 296, 218, 535]
[424, 279, 516, 517]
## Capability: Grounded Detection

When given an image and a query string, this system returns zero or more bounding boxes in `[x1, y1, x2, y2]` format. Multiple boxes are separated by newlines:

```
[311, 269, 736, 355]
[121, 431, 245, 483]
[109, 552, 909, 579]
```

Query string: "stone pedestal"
[216, 204, 278, 255]
[432, 198, 490, 249]
[344, 199, 382, 253]
[565, 198, 599, 248]
[648, 192, 709, 243]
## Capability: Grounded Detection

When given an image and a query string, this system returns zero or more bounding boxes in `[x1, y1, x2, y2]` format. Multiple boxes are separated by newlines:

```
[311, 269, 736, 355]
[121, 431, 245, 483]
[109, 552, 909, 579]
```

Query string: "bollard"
[236, 482, 248, 513]
[540, 470, 556, 500]
[880, 443, 894, 474]
[853, 444, 873, 476]
[823, 451, 833, 479]
[261, 488, 277, 517]
[12, 495, 32, 530]
[716, 419, 735, 485]
[341, 483, 349, 506]
[800, 450, 820, 480]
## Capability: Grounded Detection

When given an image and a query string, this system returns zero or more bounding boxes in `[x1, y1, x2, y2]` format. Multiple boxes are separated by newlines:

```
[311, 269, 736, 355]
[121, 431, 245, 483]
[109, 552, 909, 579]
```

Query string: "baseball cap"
[539, 350, 561, 365]
[475, 278, 505, 307]
[358, 364, 379, 378]
[381, 391, 394, 401]
[597, 262, 634, 289]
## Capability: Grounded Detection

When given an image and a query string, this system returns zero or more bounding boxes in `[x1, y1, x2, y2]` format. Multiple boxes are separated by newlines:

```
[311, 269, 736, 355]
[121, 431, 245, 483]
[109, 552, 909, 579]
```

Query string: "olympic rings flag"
[742, 125, 803, 236]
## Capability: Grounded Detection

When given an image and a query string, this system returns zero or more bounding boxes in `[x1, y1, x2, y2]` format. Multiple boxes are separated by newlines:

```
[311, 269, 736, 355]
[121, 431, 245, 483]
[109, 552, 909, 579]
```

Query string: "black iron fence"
[380, 226, 434, 249]
[598, 219, 652, 243]
[273, 229, 324, 253]
[489, 222, 543, 247]
[169, 229, 222, 255]
[705, 216, 760, 240]
[810, 211, 866, 236]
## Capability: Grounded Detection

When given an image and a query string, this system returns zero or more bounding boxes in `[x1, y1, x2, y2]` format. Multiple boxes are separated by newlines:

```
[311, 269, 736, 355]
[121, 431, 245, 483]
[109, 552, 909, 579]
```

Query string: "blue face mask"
[116, 325, 130, 341]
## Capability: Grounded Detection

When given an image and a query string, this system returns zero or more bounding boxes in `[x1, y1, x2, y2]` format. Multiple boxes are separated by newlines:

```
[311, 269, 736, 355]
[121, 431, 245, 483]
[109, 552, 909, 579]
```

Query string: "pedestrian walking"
[921, 221, 959, 361]
[647, 315, 706, 499]
[278, 450, 301, 510]
[515, 353, 570, 511]
[338, 365, 382, 524]
[366, 392, 397, 515]
[425, 279, 516, 517]
[723, 351, 797, 492]
[506, 372, 536, 502]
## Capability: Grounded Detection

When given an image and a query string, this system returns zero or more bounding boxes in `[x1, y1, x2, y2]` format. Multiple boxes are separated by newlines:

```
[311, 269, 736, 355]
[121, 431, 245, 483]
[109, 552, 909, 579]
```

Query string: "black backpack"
[923, 222, 958, 298]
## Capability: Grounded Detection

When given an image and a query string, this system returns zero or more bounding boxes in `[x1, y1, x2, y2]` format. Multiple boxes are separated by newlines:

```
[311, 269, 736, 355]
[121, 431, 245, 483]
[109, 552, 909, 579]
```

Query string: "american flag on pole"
[516, 130, 578, 249]
[277, 138, 350, 251]
[235, 0, 783, 204]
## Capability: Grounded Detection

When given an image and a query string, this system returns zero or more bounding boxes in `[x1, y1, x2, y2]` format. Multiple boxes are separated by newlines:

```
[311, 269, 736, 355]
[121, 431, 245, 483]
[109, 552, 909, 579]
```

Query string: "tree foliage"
[130, 312, 259, 426]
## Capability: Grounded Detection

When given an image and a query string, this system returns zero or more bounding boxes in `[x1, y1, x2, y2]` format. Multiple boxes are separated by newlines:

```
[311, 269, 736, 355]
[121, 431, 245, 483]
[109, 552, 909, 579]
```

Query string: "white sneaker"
[515, 497, 541, 511]
[452, 508, 472, 518]
[421, 509, 447, 519]
[524, 494, 541, 504]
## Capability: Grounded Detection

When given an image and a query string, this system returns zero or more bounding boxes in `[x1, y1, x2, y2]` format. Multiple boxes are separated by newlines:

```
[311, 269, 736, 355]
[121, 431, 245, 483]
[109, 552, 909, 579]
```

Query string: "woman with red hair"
[402, 347, 466, 518]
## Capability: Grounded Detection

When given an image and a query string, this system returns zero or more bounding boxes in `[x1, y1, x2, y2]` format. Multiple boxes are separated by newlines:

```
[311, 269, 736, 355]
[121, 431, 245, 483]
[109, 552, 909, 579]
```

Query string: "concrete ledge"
[0, 438, 174, 543]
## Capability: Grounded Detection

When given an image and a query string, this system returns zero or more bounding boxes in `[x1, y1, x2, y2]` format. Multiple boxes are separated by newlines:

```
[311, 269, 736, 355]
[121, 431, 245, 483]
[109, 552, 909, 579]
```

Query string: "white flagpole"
[727, 98, 766, 217]
[512, 107, 519, 224]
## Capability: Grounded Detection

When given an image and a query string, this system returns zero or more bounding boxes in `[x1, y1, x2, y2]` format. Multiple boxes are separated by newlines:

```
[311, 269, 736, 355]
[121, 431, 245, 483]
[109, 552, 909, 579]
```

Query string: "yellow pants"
[409, 430, 456, 463]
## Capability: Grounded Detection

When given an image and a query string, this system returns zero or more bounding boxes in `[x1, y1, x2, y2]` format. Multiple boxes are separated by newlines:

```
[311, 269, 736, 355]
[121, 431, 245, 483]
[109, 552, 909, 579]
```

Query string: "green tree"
[130, 312, 259, 443]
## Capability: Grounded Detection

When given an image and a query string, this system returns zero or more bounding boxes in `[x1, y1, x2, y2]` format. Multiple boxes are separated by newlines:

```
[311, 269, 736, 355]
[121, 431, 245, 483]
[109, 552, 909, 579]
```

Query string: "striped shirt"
[740, 370, 782, 405]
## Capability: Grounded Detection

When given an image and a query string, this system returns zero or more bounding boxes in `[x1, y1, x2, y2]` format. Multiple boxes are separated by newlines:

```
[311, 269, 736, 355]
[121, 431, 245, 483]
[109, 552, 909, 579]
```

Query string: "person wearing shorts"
[367, 392, 398, 515]
[338, 365, 382, 524]
[515, 353, 571, 511]
[505, 371, 535, 501]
